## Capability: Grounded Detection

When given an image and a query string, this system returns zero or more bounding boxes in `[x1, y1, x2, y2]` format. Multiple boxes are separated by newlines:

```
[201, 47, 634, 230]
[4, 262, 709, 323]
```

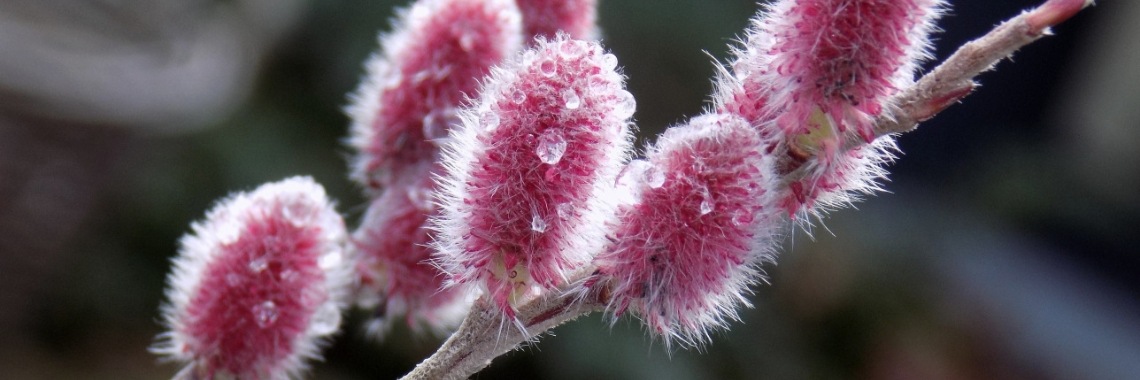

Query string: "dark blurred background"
[0, 0, 1134, 379]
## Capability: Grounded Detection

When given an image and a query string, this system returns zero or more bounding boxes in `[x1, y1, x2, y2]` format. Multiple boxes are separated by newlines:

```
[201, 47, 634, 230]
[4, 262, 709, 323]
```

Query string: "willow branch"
[398, 1, 1093, 379]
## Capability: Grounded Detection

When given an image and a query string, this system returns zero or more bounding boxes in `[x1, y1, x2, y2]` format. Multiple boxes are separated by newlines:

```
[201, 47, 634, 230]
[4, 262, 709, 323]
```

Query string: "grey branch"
[399, 276, 604, 380]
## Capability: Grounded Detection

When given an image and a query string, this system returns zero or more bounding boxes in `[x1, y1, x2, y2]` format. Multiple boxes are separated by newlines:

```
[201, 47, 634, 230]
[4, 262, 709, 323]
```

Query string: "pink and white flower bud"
[516, 0, 598, 41]
[434, 35, 635, 317]
[588, 114, 779, 347]
[152, 177, 351, 380]
[763, 0, 941, 142]
[353, 165, 469, 336]
[347, 0, 523, 192]
[717, 0, 942, 216]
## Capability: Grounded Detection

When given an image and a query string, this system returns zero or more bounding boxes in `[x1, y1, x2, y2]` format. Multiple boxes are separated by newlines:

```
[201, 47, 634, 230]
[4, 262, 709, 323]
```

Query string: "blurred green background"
[1, 0, 1136, 379]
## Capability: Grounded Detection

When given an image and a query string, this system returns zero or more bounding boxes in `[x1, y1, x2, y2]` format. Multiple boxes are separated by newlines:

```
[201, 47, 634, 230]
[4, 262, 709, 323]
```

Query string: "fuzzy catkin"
[346, 0, 523, 335]
[717, 0, 943, 217]
[347, 0, 523, 192]
[589, 114, 780, 348]
[433, 35, 634, 318]
[153, 177, 351, 380]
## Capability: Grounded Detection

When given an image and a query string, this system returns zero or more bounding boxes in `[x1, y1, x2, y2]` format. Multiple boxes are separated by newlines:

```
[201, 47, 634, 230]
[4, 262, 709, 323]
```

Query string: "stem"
[399, 281, 604, 380]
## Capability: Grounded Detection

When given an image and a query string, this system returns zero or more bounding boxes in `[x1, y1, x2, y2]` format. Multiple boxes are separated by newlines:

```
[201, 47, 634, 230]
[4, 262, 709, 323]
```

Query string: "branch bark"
[399, 279, 604, 380]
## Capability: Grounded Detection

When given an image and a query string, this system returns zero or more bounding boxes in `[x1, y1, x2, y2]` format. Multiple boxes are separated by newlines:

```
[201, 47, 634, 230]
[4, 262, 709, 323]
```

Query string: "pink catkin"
[717, 0, 941, 217]
[346, 0, 522, 334]
[153, 177, 350, 380]
[435, 35, 635, 318]
[347, 0, 523, 192]
[515, 0, 598, 41]
[589, 114, 779, 347]
[765, 0, 940, 140]
[353, 164, 467, 335]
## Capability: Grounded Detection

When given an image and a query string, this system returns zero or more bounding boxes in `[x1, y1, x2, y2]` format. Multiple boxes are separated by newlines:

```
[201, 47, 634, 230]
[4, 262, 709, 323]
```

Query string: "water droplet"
[615, 90, 636, 119]
[601, 53, 618, 71]
[559, 41, 584, 60]
[281, 203, 297, 220]
[511, 89, 527, 104]
[698, 186, 714, 216]
[249, 256, 269, 273]
[556, 202, 574, 220]
[614, 160, 650, 204]
[281, 203, 308, 227]
[562, 89, 580, 110]
[309, 302, 341, 335]
[407, 186, 432, 211]
[536, 130, 567, 165]
[422, 112, 449, 141]
[539, 58, 557, 77]
[412, 70, 431, 84]
[280, 269, 298, 283]
[531, 214, 547, 233]
[645, 164, 665, 188]
[319, 250, 342, 271]
[459, 33, 475, 52]
[481, 111, 500, 132]
[253, 300, 278, 328]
